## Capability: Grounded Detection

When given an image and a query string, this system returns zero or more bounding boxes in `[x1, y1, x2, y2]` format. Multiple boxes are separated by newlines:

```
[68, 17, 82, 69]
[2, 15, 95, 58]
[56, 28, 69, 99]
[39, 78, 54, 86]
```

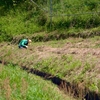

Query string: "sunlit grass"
[0, 36, 99, 94]
[0, 64, 76, 100]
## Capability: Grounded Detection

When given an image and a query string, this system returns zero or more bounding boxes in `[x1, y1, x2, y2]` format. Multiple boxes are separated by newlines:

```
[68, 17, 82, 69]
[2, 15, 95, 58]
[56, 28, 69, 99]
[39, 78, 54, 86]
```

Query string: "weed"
[3, 78, 11, 100]
[0, 64, 76, 100]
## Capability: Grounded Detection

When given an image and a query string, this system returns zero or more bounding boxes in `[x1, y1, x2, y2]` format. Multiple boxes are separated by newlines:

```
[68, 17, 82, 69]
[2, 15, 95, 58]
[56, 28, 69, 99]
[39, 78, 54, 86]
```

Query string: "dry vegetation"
[0, 36, 100, 99]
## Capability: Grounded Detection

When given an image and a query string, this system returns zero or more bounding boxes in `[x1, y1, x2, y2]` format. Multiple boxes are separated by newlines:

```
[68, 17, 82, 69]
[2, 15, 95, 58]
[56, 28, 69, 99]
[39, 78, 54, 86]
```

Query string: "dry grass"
[21, 78, 28, 100]
[0, 37, 100, 96]
[3, 78, 11, 100]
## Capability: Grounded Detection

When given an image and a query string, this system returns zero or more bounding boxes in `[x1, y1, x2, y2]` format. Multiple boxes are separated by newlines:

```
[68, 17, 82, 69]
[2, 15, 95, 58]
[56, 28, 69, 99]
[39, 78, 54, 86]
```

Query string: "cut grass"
[0, 37, 100, 94]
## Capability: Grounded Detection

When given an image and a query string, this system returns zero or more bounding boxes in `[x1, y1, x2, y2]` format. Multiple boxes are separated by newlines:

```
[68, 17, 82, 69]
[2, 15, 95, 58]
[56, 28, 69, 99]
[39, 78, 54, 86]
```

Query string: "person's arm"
[21, 40, 28, 48]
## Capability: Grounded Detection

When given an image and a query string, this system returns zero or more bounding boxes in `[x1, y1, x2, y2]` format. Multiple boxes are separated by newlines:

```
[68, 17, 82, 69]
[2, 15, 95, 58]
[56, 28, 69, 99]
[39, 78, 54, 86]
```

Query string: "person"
[18, 38, 32, 49]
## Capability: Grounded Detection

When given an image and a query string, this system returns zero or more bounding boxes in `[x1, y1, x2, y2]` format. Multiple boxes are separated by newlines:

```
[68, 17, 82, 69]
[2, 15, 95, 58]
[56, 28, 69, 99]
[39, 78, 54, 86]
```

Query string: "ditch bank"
[11, 31, 100, 44]
[0, 60, 100, 100]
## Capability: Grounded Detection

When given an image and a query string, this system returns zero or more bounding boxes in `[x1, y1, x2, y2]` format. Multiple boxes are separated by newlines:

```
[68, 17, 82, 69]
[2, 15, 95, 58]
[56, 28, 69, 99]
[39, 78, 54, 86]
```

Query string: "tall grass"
[0, 0, 100, 42]
[0, 9, 42, 42]
[46, 0, 100, 30]
[0, 64, 76, 100]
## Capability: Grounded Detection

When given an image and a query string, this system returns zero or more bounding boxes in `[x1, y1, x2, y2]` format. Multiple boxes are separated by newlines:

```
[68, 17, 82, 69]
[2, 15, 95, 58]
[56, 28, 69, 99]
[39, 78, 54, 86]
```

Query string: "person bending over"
[18, 38, 32, 49]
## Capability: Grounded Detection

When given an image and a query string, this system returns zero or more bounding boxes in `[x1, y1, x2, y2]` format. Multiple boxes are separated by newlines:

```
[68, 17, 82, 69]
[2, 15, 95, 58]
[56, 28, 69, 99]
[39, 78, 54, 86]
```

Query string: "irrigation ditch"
[0, 60, 100, 100]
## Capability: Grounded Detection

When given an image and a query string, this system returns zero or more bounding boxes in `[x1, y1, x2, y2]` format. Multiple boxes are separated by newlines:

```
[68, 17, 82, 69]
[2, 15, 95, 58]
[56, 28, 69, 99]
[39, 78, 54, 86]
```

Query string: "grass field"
[0, 36, 100, 99]
[0, 0, 100, 42]
[0, 0, 100, 99]
[0, 64, 77, 100]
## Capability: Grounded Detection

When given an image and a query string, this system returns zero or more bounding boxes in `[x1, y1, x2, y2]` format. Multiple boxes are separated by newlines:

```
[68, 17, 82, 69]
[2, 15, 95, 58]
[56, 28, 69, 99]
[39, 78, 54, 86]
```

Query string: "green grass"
[0, 0, 100, 42]
[0, 64, 76, 100]
[33, 55, 82, 79]
[0, 10, 41, 35]
[0, 37, 100, 95]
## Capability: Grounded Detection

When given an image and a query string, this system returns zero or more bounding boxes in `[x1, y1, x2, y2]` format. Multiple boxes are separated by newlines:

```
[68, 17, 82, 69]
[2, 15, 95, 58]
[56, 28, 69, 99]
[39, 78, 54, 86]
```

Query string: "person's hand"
[26, 46, 28, 48]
